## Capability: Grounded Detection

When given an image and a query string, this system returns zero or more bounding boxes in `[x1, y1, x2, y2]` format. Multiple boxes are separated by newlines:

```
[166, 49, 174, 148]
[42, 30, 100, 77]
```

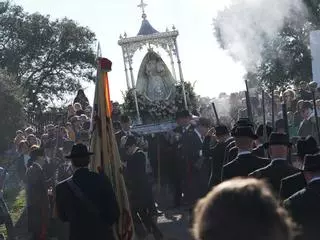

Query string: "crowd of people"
[2, 84, 320, 240]
[7, 90, 95, 240]
[201, 84, 320, 139]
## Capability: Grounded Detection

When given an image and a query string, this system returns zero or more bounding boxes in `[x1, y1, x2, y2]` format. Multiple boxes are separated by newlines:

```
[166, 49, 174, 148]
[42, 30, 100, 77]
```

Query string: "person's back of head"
[193, 178, 295, 240]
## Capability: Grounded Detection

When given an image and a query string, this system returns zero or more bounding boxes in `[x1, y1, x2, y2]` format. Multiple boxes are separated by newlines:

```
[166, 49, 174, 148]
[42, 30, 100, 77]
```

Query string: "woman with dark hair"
[73, 89, 89, 110]
[124, 136, 163, 240]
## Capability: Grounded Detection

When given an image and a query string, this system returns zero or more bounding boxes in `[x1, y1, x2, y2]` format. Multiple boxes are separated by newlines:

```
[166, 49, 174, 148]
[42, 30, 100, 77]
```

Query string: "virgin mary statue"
[136, 51, 176, 101]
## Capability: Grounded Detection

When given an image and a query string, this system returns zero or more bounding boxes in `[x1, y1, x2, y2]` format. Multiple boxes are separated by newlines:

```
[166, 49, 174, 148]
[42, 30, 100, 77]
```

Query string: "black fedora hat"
[232, 126, 257, 139]
[215, 125, 229, 136]
[264, 132, 292, 148]
[65, 143, 94, 159]
[303, 153, 320, 171]
[295, 136, 319, 157]
[235, 118, 254, 128]
[256, 124, 273, 138]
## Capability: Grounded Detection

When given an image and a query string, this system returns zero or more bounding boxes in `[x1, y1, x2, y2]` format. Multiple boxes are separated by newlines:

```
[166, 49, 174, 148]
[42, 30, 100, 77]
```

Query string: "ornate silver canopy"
[118, 0, 188, 123]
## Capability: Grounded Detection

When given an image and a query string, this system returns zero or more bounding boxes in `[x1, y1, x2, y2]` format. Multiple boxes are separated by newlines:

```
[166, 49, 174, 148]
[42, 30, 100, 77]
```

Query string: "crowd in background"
[199, 85, 320, 140]
[3, 83, 320, 240]
[8, 90, 93, 240]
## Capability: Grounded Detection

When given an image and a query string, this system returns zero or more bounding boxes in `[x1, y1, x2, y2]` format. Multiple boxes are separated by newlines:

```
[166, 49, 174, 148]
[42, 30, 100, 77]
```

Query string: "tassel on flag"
[90, 57, 134, 240]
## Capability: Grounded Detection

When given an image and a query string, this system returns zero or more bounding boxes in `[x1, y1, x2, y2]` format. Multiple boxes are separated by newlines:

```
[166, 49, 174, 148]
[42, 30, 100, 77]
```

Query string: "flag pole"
[91, 57, 134, 240]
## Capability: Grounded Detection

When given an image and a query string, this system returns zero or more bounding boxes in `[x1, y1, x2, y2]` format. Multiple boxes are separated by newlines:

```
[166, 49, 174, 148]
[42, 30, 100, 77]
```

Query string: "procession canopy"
[118, 0, 179, 80]
[119, 0, 192, 124]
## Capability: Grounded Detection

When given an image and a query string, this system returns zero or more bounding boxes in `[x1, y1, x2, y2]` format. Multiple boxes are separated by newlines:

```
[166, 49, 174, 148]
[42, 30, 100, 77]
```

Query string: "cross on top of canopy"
[118, 0, 179, 61]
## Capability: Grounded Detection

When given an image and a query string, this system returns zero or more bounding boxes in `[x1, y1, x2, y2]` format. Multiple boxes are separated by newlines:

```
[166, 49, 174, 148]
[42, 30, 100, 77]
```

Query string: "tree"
[213, 0, 320, 89]
[0, 2, 96, 111]
[0, 70, 24, 152]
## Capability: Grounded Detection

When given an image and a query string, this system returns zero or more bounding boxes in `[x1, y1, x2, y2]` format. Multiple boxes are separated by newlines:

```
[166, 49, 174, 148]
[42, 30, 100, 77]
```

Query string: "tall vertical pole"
[174, 39, 188, 110]
[262, 90, 268, 157]
[262, 90, 267, 141]
[282, 103, 291, 163]
[309, 81, 320, 143]
[121, 47, 131, 90]
[271, 90, 275, 129]
[127, 51, 142, 124]
[245, 80, 253, 123]
[168, 46, 177, 80]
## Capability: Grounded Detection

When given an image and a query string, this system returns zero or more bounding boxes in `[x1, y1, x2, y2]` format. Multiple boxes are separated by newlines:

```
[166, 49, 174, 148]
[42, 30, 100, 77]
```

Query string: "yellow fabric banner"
[90, 58, 134, 240]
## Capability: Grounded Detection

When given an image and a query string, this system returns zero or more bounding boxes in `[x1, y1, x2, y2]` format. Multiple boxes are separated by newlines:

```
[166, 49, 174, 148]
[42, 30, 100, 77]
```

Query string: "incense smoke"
[214, 0, 306, 71]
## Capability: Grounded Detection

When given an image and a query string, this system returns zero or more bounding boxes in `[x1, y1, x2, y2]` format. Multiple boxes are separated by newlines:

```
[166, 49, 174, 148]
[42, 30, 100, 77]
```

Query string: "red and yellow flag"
[90, 57, 134, 240]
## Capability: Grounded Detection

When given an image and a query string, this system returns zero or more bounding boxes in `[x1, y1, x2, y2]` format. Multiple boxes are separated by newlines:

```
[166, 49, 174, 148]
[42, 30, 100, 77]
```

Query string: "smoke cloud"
[214, 0, 306, 71]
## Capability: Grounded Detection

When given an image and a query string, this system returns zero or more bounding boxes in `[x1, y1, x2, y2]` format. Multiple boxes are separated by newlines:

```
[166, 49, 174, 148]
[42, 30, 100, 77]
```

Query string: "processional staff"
[261, 90, 268, 157]
[271, 90, 275, 129]
[245, 80, 253, 123]
[282, 102, 291, 164]
[211, 102, 220, 125]
[309, 81, 320, 143]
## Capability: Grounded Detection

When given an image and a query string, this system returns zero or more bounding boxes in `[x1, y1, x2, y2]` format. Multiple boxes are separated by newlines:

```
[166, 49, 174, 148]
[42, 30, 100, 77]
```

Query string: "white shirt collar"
[307, 112, 314, 120]
[271, 158, 287, 162]
[184, 124, 191, 131]
[309, 176, 320, 184]
[194, 128, 203, 143]
[238, 150, 251, 156]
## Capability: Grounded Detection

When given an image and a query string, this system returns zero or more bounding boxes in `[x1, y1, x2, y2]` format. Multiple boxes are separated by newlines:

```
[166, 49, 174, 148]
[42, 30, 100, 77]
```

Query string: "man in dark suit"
[250, 133, 299, 198]
[182, 118, 211, 204]
[280, 136, 319, 200]
[208, 125, 233, 188]
[224, 118, 259, 164]
[115, 115, 146, 163]
[224, 138, 235, 162]
[298, 101, 320, 143]
[55, 144, 119, 240]
[222, 119, 270, 181]
[225, 146, 238, 163]
[226, 124, 273, 161]
[181, 117, 211, 204]
[169, 110, 192, 207]
[284, 153, 320, 240]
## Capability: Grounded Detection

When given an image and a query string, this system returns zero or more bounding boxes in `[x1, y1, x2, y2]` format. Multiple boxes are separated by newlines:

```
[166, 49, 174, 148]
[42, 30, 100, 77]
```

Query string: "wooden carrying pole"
[245, 80, 253, 123]
[211, 102, 220, 125]
[261, 90, 268, 157]
[282, 103, 291, 164]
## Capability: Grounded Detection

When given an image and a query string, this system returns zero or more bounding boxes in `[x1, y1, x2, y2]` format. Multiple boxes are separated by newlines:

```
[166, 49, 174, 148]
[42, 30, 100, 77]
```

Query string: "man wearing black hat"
[298, 101, 320, 143]
[280, 136, 319, 199]
[55, 144, 119, 240]
[222, 119, 270, 181]
[226, 124, 273, 160]
[123, 136, 162, 240]
[115, 115, 142, 163]
[224, 118, 258, 164]
[250, 133, 299, 197]
[208, 125, 233, 188]
[168, 110, 192, 207]
[284, 153, 320, 240]
[181, 117, 212, 204]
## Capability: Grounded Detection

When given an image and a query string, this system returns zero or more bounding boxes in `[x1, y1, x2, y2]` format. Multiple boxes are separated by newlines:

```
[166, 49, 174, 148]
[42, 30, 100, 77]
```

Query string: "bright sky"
[14, 0, 246, 104]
